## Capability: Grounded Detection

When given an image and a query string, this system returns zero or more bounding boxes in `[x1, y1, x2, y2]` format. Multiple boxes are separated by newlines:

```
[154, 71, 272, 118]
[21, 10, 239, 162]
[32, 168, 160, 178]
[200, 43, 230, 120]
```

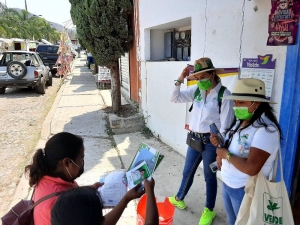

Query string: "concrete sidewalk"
[13, 55, 227, 224]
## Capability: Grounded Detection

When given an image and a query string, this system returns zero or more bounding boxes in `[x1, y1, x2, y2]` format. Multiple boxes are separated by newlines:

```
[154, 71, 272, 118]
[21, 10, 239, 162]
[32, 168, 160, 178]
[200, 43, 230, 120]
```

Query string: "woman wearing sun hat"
[169, 57, 234, 225]
[210, 78, 282, 225]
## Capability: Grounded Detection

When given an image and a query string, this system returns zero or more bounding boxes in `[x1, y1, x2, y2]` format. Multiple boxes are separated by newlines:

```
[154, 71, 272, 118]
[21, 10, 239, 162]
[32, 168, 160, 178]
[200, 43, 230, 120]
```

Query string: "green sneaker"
[199, 207, 216, 225]
[168, 195, 187, 209]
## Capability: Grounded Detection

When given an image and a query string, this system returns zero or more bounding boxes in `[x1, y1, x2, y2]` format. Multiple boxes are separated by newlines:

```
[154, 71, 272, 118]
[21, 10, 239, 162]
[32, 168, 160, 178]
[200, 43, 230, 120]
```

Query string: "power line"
[203, 0, 208, 57]
[238, 0, 246, 77]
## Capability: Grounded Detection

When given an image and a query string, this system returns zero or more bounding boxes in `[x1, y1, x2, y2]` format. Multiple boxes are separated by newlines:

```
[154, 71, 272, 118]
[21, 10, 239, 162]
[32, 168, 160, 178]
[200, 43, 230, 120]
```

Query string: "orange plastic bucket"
[136, 194, 175, 225]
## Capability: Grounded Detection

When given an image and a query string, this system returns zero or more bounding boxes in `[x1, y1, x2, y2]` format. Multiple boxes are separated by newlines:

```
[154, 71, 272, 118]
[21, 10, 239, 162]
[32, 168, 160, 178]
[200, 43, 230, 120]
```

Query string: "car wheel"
[7, 61, 27, 79]
[0, 87, 6, 94]
[46, 72, 53, 86]
[36, 77, 46, 94]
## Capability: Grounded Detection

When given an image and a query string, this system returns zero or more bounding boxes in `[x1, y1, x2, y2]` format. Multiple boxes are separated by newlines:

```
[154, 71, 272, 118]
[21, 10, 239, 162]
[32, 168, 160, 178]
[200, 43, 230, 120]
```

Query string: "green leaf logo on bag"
[267, 200, 280, 213]
[263, 193, 283, 224]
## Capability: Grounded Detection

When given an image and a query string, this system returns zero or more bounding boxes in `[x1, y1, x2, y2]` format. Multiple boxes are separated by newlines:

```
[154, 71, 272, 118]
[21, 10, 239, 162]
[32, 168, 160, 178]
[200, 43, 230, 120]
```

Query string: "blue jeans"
[87, 56, 94, 69]
[222, 182, 245, 225]
[176, 133, 217, 209]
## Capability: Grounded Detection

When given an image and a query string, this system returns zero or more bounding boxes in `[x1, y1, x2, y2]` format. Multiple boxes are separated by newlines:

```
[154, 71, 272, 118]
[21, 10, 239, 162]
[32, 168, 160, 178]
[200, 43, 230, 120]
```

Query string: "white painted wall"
[139, 0, 287, 155]
[141, 61, 189, 155]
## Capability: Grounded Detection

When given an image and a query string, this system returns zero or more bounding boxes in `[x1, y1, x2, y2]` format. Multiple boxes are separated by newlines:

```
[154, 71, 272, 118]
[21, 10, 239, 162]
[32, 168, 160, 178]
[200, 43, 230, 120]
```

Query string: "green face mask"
[233, 105, 254, 120]
[197, 78, 212, 90]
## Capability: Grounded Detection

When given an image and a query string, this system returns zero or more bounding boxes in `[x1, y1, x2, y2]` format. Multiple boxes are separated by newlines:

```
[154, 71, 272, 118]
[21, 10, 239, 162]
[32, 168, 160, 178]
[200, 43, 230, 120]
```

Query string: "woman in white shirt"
[210, 78, 282, 225]
[169, 57, 234, 225]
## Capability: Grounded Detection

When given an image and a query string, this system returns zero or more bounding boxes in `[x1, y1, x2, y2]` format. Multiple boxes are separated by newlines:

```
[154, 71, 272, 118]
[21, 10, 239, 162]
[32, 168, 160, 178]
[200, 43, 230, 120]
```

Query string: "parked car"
[0, 51, 52, 94]
[35, 44, 59, 74]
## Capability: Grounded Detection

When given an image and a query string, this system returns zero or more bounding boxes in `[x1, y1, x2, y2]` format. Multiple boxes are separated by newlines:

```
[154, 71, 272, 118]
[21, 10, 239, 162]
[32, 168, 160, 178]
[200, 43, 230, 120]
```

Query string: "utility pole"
[5, 0, 7, 7]
[25, 0, 28, 11]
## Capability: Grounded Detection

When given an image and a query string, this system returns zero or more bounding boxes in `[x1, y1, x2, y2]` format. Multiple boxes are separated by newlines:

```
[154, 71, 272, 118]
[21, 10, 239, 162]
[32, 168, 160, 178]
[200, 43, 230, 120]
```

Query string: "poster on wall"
[184, 68, 239, 130]
[267, 0, 300, 46]
[240, 54, 276, 100]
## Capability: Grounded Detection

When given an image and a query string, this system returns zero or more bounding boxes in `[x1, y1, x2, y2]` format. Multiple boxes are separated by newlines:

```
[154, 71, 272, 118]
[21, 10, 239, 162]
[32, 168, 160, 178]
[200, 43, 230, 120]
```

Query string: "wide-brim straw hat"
[187, 57, 224, 79]
[222, 78, 276, 104]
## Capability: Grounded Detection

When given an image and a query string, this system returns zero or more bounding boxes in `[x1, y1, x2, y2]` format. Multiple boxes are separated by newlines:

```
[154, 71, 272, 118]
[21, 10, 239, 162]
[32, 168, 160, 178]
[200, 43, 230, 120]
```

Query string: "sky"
[1, 0, 72, 25]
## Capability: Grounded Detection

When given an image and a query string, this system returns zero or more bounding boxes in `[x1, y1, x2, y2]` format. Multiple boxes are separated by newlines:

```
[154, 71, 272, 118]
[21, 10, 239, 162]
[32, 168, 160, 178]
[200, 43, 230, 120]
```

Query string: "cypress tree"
[70, 0, 133, 112]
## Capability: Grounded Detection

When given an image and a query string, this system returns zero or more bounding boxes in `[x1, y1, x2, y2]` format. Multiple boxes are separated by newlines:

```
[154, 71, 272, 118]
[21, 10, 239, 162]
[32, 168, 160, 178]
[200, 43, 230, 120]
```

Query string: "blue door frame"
[279, 26, 300, 194]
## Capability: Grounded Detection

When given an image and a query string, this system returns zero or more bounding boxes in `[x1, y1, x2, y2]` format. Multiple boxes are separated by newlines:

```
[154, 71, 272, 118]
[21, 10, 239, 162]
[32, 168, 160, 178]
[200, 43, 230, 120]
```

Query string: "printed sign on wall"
[267, 0, 300, 46]
[240, 54, 276, 100]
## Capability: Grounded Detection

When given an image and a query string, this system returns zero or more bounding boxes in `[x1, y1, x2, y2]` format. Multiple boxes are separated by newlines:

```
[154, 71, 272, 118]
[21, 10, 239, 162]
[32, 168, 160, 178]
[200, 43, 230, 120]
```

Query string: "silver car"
[0, 51, 52, 94]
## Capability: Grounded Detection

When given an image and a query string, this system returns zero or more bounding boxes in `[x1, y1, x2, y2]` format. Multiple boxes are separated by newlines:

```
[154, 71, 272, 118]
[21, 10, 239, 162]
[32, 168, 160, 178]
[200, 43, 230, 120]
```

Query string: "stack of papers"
[98, 143, 164, 207]
[98, 170, 127, 208]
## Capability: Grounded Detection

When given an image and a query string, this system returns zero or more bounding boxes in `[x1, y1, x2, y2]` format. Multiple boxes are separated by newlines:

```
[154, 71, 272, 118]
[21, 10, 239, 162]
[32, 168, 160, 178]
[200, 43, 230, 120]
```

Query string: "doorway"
[291, 133, 300, 224]
[14, 43, 21, 50]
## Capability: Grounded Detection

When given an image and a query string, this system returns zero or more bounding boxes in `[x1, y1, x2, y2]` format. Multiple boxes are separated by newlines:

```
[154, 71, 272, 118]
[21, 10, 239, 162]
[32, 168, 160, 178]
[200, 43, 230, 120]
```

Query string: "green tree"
[0, 3, 21, 38]
[0, 3, 60, 43]
[70, 0, 133, 112]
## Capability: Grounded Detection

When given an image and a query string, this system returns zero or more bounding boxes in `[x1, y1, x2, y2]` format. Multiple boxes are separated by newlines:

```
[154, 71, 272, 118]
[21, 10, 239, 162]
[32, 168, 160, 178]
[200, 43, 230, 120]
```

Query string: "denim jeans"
[222, 182, 245, 225]
[87, 56, 94, 69]
[176, 133, 217, 209]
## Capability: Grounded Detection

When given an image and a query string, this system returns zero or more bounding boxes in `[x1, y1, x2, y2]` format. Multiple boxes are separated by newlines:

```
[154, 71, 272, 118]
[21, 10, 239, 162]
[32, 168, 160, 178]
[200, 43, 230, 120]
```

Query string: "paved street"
[7, 55, 227, 224]
[0, 78, 62, 216]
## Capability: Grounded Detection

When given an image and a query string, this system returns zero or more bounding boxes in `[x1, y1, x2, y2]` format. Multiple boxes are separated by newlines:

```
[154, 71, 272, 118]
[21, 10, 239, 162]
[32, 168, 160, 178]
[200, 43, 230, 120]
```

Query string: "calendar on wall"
[240, 54, 276, 100]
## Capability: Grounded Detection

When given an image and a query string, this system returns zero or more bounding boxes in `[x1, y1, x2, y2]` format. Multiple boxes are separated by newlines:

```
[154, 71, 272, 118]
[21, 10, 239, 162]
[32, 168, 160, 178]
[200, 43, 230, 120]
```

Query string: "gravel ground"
[0, 78, 61, 217]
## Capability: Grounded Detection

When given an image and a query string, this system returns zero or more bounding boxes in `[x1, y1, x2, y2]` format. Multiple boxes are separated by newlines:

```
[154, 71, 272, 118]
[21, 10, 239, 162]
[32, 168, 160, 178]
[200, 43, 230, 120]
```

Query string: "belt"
[190, 131, 210, 144]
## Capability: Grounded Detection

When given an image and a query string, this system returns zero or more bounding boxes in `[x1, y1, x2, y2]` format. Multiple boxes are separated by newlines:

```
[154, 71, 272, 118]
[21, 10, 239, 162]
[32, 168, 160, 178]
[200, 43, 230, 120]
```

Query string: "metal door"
[120, 53, 130, 92]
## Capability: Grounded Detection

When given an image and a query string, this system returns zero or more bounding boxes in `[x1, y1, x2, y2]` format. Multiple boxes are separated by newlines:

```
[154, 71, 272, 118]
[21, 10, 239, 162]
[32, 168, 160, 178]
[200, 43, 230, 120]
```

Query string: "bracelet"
[174, 79, 184, 84]
[227, 152, 233, 163]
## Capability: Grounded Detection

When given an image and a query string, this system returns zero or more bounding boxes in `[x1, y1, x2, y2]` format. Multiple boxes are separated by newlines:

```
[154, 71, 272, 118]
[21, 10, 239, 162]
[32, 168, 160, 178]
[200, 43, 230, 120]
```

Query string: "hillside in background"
[13, 8, 70, 33]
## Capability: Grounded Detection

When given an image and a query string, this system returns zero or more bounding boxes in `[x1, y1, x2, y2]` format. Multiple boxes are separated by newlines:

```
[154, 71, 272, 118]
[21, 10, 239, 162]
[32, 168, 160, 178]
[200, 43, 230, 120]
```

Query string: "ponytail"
[25, 148, 49, 187]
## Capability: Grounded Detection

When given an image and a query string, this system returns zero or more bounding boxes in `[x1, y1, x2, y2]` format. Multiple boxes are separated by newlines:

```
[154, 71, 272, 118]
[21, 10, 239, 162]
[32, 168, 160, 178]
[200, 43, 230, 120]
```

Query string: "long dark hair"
[25, 132, 84, 187]
[51, 187, 104, 225]
[225, 102, 282, 139]
[209, 70, 221, 83]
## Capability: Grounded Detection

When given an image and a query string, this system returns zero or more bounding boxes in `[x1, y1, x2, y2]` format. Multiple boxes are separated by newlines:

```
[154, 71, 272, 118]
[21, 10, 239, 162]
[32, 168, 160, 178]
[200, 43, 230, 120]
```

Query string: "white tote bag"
[235, 148, 294, 225]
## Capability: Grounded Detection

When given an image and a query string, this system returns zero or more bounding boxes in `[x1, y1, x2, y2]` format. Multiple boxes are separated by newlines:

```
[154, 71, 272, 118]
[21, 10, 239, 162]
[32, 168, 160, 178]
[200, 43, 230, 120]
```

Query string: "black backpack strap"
[189, 87, 200, 112]
[31, 191, 64, 208]
[218, 86, 226, 114]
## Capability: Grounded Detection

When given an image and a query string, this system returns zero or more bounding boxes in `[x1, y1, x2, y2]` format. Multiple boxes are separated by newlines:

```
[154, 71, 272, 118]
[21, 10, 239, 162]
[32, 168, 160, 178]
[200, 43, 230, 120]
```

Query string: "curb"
[8, 61, 75, 207]
[40, 78, 69, 140]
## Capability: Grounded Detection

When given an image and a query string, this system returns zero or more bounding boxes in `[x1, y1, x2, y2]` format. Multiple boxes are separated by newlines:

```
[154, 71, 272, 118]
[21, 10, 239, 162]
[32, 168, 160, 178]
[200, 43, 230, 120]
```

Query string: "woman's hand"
[125, 183, 145, 202]
[216, 147, 229, 160]
[89, 182, 104, 189]
[210, 133, 220, 147]
[102, 183, 144, 225]
[216, 156, 222, 170]
[143, 178, 155, 194]
[179, 66, 190, 80]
